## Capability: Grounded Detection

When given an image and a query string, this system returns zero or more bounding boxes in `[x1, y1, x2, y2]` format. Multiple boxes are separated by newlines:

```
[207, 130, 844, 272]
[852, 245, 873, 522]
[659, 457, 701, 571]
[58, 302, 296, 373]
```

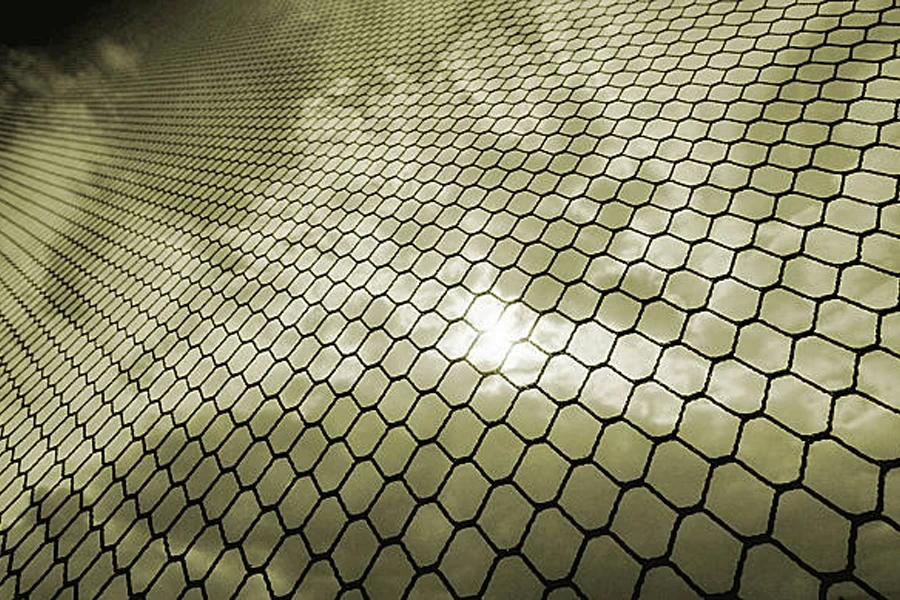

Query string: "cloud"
[97, 37, 139, 74]
[0, 33, 141, 109]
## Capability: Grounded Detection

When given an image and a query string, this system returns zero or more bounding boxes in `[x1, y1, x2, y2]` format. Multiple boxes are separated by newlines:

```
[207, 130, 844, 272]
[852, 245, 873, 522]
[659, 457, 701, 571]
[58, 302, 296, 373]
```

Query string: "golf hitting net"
[0, 0, 898, 597]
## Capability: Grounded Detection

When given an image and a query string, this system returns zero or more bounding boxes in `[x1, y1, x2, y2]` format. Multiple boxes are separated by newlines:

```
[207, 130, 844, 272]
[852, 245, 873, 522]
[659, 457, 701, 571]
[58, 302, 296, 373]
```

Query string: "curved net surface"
[0, 0, 899, 597]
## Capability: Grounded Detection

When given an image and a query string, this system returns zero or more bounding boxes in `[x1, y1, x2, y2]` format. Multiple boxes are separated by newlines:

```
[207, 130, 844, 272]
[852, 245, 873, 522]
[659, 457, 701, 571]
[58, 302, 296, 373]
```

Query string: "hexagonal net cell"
[0, 0, 899, 598]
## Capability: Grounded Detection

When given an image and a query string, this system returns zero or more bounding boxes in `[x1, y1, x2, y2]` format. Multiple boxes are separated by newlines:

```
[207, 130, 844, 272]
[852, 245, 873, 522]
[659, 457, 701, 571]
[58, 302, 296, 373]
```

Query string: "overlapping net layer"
[0, 0, 898, 597]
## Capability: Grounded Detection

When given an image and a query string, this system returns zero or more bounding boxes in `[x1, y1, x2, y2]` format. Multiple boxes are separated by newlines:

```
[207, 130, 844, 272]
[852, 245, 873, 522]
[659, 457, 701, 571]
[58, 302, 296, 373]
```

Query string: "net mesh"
[0, 0, 899, 597]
